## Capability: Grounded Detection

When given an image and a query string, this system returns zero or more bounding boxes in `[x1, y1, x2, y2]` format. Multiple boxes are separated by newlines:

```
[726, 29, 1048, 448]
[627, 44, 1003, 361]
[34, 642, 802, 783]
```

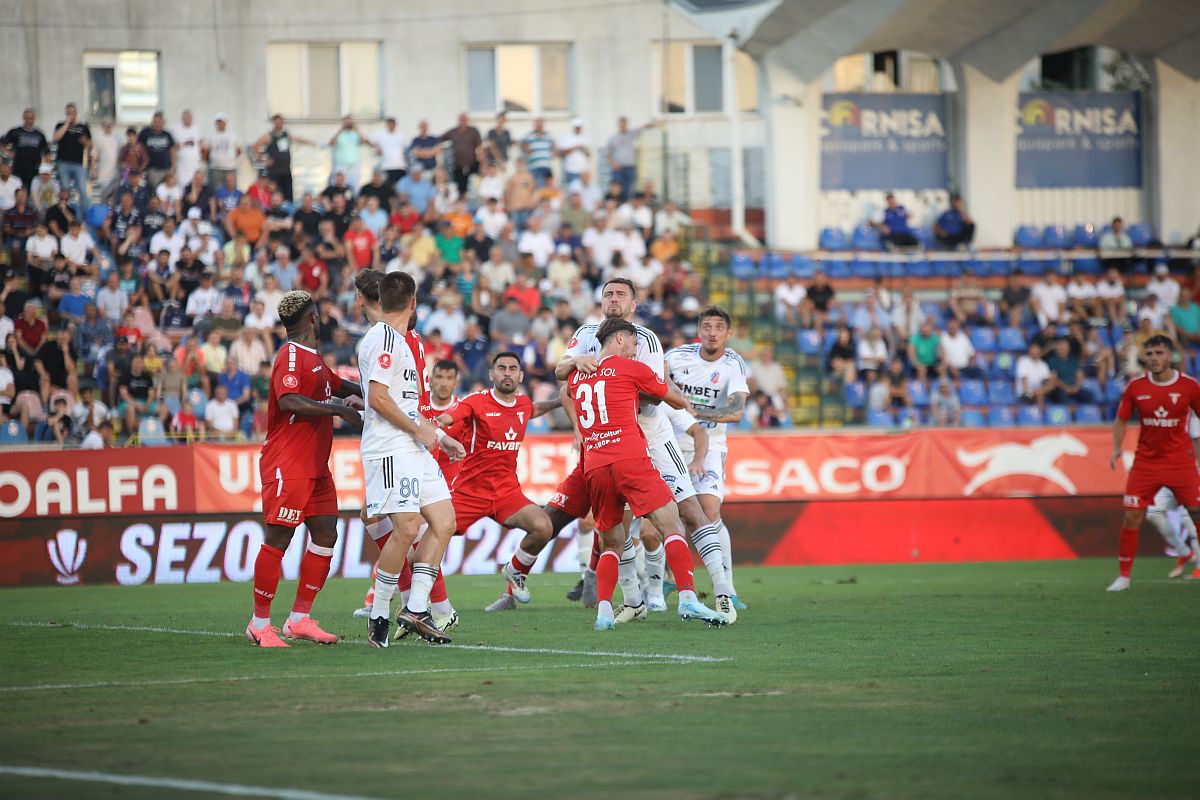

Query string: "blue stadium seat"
[908, 380, 930, 408]
[731, 252, 756, 280]
[1073, 223, 1097, 248]
[906, 257, 931, 278]
[1014, 226, 1042, 249]
[897, 408, 922, 427]
[1017, 254, 1047, 276]
[1042, 225, 1069, 249]
[851, 259, 878, 279]
[762, 252, 790, 280]
[968, 258, 994, 278]
[930, 256, 961, 278]
[988, 406, 1016, 426]
[960, 379, 987, 406]
[187, 388, 207, 418]
[824, 255, 852, 279]
[1105, 381, 1124, 405]
[989, 352, 1016, 379]
[1128, 223, 1153, 247]
[1073, 256, 1101, 276]
[139, 418, 169, 446]
[164, 394, 182, 416]
[1074, 404, 1103, 424]
[852, 225, 882, 251]
[969, 327, 997, 353]
[987, 381, 1016, 405]
[1017, 405, 1044, 426]
[961, 409, 986, 427]
[920, 302, 946, 326]
[845, 381, 866, 408]
[1045, 405, 1071, 425]
[914, 226, 935, 249]
[798, 329, 821, 356]
[998, 327, 1026, 352]
[868, 409, 895, 427]
[0, 419, 27, 444]
[822, 329, 840, 354]
[820, 228, 848, 251]
[980, 254, 1014, 277]
[86, 203, 109, 230]
[1082, 378, 1103, 401]
[791, 255, 816, 279]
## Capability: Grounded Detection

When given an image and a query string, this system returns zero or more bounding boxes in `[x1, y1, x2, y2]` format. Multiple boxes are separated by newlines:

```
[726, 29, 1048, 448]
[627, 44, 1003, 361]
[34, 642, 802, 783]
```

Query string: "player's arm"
[685, 421, 709, 481]
[1111, 386, 1133, 470]
[278, 392, 362, 430]
[531, 395, 561, 419]
[555, 353, 598, 381]
[333, 379, 361, 399]
[368, 379, 436, 444]
[692, 391, 748, 424]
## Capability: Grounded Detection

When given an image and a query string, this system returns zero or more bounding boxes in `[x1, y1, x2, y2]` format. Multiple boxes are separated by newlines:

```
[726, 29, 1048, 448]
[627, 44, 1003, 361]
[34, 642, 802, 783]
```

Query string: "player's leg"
[367, 510, 423, 646]
[396, 454, 456, 643]
[282, 513, 340, 644]
[567, 513, 595, 601]
[701, 451, 743, 609]
[585, 464, 626, 631]
[353, 506, 394, 618]
[499, 502, 553, 604]
[247, 521, 296, 647]
[1146, 489, 1192, 578]
[641, 500, 726, 626]
[640, 514, 668, 611]
[1162, 470, 1200, 580]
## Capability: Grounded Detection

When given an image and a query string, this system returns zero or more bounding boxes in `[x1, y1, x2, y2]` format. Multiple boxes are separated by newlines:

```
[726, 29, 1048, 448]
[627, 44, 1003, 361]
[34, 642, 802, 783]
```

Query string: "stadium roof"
[674, 0, 1200, 80]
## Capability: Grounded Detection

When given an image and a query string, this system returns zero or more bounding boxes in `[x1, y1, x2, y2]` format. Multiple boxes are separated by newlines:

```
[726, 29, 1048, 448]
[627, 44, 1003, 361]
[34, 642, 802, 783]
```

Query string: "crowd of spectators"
[0, 104, 703, 446]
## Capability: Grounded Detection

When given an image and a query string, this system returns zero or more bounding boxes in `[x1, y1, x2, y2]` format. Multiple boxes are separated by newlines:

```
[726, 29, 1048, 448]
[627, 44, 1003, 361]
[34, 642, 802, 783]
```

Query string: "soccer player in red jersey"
[1108, 335, 1200, 591]
[431, 352, 560, 611]
[246, 290, 364, 647]
[565, 318, 726, 629]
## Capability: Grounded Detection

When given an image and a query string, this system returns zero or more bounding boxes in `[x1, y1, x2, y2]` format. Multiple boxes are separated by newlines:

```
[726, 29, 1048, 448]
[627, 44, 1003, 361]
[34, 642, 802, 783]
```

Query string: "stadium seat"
[969, 327, 997, 353]
[929, 255, 961, 278]
[897, 408, 922, 427]
[908, 380, 930, 408]
[852, 225, 882, 251]
[920, 302, 946, 326]
[867, 409, 895, 427]
[960, 380, 987, 406]
[914, 226, 935, 249]
[1072, 256, 1101, 276]
[961, 408, 986, 427]
[1128, 223, 1153, 247]
[1017, 405, 1044, 426]
[1074, 404, 1103, 424]
[164, 394, 182, 416]
[790, 255, 816, 279]
[851, 259, 878, 279]
[906, 257, 931, 278]
[762, 252, 790, 280]
[798, 329, 822, 356]
[1073, 223, 1098, 248]
[0, 420, 27, 444]
[1042, 225, 1069, 249]
[1014, 226, 1042, 249]
[824, 255, 852, 279]
[989, 352, 1016, 379]
[1045, 405, 1071, 425]
[1105, 381, 1124, 405]
[731, 252, 757, 280]
[820, 228, 848, 251]
[988, 406, 1016, 426]
[187, 388, 207, 418]
[1082, 378, 1103, 401]
[138, 418, 169, 446]
[845, 381, 866, 408]
[987, 381, 1015, 405]
[86, 203, 109, 230]
[997, 327, 1026, 352]
[1017, 254, 1047, 276]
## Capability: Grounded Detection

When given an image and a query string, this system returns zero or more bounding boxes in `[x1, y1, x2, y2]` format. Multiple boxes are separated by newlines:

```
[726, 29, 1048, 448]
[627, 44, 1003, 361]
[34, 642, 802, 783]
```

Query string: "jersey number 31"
[575, 381, 609, 429]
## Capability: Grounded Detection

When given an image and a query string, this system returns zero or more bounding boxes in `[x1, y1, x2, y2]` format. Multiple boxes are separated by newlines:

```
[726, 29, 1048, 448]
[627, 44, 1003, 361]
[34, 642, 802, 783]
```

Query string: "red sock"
[510, 553, 534, 575]
[430, 569, 448, 603]
[1118, 527, 1139, 578]
[292, 543, 333, 615]
[399, 559, 413, 593]
[364, 562, 377, 607]
[663, 534, 695, 593]
[1177, 553, 1192, 567]
[596, 550, 619, 603]
[375, 531, 391, 551]
[252, 544, 285, 618]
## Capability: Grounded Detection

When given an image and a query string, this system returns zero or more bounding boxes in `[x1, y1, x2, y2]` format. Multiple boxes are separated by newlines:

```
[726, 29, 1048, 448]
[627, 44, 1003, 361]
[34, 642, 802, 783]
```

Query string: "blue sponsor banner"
[820, 93, 949, 191]
[1016, 91, 1141, 188]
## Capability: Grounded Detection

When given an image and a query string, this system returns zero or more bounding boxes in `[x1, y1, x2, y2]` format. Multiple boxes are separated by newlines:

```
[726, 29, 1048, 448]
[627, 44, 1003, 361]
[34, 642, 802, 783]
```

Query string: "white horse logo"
[956, 433, 1089, 496]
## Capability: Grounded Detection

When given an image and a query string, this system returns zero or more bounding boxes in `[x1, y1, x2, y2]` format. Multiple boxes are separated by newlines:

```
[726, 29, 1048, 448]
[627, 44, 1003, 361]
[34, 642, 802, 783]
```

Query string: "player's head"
[277, 290, 317, 339]
[597, 317, 637, 358]
[698, 305, 732, 355]
[601, 277, 636, 321]
[354, 268, 384, 321]
[490, 351, 524, 396]
[430, 359, 458, 403]
[1143, 334, 1175, 375]
[379, 271, 416, 316]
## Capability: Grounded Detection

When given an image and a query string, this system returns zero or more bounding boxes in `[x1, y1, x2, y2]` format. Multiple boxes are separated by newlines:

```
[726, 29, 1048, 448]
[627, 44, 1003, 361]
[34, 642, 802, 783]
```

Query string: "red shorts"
[453, 487, 535, 534]
[547, 462, 591, 519]
[262, 471, 339, 528]
[1124, 463, 1200, 509]
[585, 458, 674, 532]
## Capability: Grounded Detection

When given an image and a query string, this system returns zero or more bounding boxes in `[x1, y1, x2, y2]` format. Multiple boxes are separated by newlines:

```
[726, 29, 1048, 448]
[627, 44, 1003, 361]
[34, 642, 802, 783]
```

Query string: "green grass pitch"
[1, 560, 1198, 800]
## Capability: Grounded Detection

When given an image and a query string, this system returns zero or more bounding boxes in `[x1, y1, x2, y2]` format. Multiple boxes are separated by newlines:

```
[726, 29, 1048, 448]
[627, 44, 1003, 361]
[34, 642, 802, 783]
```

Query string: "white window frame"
[464, 43, 574, 119]
[267, 41, 382, 122]
[82, 51, 162, 126]
[652, 40, 760, 119]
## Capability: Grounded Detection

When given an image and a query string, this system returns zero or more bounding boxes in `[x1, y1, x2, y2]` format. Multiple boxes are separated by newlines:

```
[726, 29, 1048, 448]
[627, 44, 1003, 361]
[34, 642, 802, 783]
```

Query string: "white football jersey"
[665, 344, 749, 453]
[564, 320, 672, 446]
[358, 321, 423, 460]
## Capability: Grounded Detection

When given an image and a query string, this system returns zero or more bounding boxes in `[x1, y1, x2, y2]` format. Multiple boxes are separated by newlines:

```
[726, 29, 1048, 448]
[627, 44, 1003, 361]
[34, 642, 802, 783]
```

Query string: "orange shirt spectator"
[225, 197, 266, 244]
[650, 234, 680, 263]
[444, 209, 473, 238]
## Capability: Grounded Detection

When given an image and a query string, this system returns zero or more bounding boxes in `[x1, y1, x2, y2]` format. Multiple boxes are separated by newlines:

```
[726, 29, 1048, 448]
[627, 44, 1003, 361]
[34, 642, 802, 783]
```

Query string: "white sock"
[577, 528, 594, 576]
[644, 544, 666, 597]
[251, 615, 271, 630]
[371, 569, 399, 619]
[400, 590, 410, 607]
[690, 522, 733, 596]
[287, 611, 308, 624]
[634, 539, 648, 588]
[365, 517, 394, 542]
[431, 600, 454, 617]
[597, 600, 614, 620]
[513, 547, 538, 570]
[618, 534, 643, 607]
[678, 589, 697, 604]
[1148, 510, 1188, 554]
[716, 520, 736, 594]
[408, 563, 437, 614]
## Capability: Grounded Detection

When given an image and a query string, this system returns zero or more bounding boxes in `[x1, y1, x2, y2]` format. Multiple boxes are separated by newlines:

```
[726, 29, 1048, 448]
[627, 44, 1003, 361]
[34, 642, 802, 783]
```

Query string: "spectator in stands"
[138, 112, 176, 190]
[1170, 293, 1200, 347]
[1146, 263, 1180, 308]
[907, 319, 940, 381]
[948, 268, 992, 325]
[929, 380, 961, 426]
[3, 189, 38, 274]
[225, 194, 266, 249]
[850, 293, 889, 339]
[938, 318, 977, 381]
[884, 358, 912, 410]
[857, 326, 888, 382]
[117, 353, 153, 432]
[749, 344, 788, 406]
[890, 288, 925, 341]
[1096, 266, 1127, 323]
[521, 118, 555, 187]
[2, 108, 49, 191]
[1015, 342, 1052, 410]
[1138, 293, 1170, 332]
[870, 192, 918, 248]
[1044, 337, 1091, 405]
[30, 164, 60, 215]
[1066, 273, 1101, 320]
[80, 419, 113, 449]
[204, 383, 239, 440]
[505, 157, 537, 232]
[439, 113, 483, 197]
[203, 113, 240, 189]
[826, 326, 857, 385]
[1098, 216, 1132, 272]
[932, 194, 974, 250]
[1030, 271, 1068, 328]
[35, 327, 78, 406]
[328, 115, 364, 194]
[483, 112, 511, 171]
[51, 103, 90, 211]
[0, 161, 21, 212]
[803, 270, 836, 328]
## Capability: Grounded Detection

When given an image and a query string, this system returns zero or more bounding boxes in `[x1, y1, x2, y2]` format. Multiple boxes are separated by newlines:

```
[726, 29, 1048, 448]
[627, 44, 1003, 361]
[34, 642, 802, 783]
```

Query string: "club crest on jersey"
[710, 371, 721, 385]
[517, 411, 524, 424]
[282, 374, 299, 389]
[1170, 393, 1181, 405]
[568, 337, 577, 348]
[378, 352, 391, 369]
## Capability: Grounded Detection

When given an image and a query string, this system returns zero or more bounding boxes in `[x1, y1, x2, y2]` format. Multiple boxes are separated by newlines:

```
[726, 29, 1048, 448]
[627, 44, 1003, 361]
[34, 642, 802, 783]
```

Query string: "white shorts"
[647, 435, 697, 504]
[364, 450, 450, 517]
[675, 446, 726, 501]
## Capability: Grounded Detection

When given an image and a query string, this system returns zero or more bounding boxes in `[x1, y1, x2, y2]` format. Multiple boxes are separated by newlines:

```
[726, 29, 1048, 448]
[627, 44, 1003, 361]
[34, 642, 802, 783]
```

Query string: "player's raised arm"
[532, 395, 561, 419]
[692, 391, 748, 424]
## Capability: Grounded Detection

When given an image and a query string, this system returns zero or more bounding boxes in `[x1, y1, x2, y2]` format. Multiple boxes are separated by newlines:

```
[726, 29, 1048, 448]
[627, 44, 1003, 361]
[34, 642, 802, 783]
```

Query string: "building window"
[266, 42, 380, 120]
[467, 44, 573, 115]
[83, 51, 160, 125]
[657, 42, 758, 115]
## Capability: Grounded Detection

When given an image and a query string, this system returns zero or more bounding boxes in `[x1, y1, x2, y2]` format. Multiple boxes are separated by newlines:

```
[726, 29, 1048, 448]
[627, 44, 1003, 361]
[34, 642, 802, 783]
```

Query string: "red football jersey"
[568, 355, 667, 472]
[405, 329, 431, 409]
[444, 389, 535, 493]
[423, 395, 465, 484]
[1117, 371, 1200, 466]
[260, 341, 343, 482]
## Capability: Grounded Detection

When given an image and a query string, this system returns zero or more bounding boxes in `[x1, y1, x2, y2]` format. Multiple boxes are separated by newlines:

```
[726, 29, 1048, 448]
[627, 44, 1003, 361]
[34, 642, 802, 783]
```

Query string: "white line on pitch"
[0, 764, 379, 800]
[4, 620, 731, 663]
[0, 659, 673, 693]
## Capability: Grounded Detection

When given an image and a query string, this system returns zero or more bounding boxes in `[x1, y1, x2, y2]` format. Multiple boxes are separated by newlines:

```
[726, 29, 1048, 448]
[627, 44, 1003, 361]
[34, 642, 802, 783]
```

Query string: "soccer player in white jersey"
[665, 305, 750, 610]
[358, 271, 465, 647]
[1147, 413, 1200, 579]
